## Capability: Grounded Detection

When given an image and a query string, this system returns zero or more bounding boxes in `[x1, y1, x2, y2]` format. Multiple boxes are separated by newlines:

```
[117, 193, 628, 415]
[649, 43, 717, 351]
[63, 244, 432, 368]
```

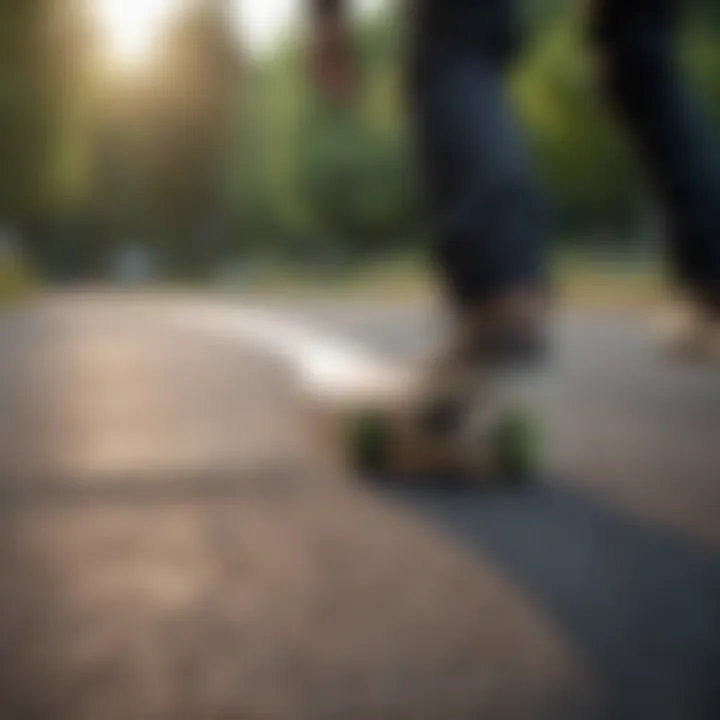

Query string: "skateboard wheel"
[492, 410, 541, 481]
[346, 410, 392, 473]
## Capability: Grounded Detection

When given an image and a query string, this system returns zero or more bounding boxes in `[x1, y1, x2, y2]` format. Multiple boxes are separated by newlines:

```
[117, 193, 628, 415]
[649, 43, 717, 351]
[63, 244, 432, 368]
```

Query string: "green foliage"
[297, 109, 417, 248]
[0, 0, 54, 221]
[683, 19, 720, 126]
[229, 1, 720, 263]
[227, 11, 420, 261]
[513, 17, 642, 235]
[1, 1, 719, 277]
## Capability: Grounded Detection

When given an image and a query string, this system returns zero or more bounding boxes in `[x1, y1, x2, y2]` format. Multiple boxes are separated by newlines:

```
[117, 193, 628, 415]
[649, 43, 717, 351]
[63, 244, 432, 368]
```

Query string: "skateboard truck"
[304, 356, 541, 484]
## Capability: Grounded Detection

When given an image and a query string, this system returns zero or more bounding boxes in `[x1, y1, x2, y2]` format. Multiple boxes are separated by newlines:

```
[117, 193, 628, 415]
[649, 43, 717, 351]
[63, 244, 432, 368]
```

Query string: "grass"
[212, 251, 666, 309]
[0, 256, 37, 307]
[194, 254, 433, 305]
[556, 254, 665, 309]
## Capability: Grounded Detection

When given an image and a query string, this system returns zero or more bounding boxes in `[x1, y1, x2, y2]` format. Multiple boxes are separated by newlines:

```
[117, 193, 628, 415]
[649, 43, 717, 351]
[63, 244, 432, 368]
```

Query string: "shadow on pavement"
[382, 482, 720, 720]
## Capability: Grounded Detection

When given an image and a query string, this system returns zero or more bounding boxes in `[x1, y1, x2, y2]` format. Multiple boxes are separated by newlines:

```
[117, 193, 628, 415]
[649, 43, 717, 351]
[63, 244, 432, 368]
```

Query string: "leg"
[387, 2, 547, 479]
[590, 0, 720, 305]
[407, 0, 546, 312]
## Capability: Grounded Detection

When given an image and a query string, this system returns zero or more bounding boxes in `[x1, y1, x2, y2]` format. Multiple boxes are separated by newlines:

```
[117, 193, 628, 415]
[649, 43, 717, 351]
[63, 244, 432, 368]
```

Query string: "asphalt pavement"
[0, 292, 717, 720]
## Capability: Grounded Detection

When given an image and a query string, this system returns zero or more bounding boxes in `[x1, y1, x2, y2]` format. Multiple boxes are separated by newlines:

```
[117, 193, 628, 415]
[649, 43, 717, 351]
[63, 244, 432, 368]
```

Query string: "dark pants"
[409, 0, 720, 308]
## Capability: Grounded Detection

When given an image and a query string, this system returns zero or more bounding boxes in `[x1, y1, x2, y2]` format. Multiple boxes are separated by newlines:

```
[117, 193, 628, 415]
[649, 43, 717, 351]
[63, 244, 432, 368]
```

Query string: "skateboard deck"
[301, 353, 541, 484]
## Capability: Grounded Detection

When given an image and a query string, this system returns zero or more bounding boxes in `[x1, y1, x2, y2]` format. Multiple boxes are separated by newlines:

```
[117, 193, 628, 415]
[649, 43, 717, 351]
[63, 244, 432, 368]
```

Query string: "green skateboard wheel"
[346, 406, 541, 483]
[492, 410, 542, 481]
[346, 410, 393, 474]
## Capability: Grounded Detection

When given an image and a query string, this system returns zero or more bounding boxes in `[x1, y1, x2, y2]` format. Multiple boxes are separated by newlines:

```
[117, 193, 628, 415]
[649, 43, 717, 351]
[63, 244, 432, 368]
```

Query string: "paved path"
[268, 300, 720, 546]
[0, 293, 717, 720]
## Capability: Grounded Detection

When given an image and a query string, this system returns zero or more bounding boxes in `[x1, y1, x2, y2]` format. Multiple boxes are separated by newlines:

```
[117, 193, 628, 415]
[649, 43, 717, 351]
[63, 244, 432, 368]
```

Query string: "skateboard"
[304, 356, 541, 484]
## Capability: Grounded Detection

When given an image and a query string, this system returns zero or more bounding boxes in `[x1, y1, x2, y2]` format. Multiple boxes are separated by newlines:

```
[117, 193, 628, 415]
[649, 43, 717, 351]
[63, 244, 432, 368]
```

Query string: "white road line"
[163, 302, 408, 396]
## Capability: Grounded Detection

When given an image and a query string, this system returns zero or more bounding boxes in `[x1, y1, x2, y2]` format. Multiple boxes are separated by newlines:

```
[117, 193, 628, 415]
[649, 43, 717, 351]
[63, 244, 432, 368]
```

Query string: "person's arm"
[307, 0, 357, 104]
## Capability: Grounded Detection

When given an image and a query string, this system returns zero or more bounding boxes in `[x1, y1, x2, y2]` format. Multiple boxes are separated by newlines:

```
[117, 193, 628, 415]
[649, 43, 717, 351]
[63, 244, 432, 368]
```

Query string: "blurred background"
[1, 0, 718, 297]
[0, 6, 719, 718]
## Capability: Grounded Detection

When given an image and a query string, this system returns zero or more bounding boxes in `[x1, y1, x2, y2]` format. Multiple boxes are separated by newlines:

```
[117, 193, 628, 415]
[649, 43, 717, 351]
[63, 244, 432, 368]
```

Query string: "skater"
[309, 0, 719, 356]
[307, 0, 720, 471]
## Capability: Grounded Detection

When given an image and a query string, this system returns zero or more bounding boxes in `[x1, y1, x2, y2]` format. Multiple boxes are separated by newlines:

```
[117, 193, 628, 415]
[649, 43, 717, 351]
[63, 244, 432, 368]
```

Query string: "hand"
[307, 14, 357, 104]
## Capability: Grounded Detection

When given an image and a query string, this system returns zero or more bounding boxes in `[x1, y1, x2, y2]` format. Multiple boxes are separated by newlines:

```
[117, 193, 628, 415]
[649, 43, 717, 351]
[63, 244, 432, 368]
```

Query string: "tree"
[0, 1, 54, 224]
